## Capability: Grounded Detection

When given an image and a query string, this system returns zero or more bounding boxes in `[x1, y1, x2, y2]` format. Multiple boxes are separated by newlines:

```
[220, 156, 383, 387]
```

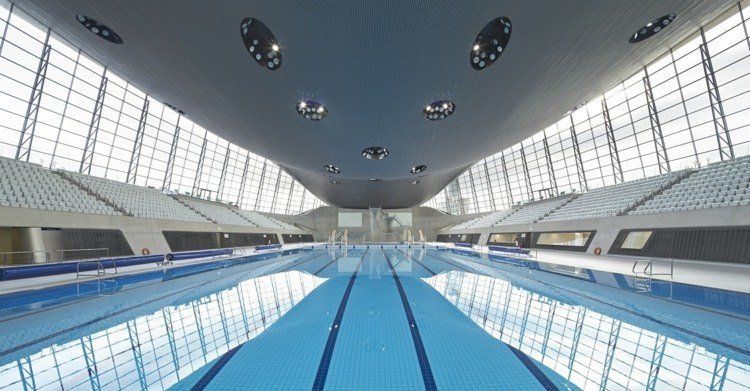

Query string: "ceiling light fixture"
[470, 16, 511, 70]
[369, 178, 383, 182]
[411, 180, 420, 185]
[296, 100, 328, 120]
[163, 102, 187, 115]
[362, 146, 389, 160]
[330, 180, 340, 184]
[410, 165, 427, 174]
[423, 100, 455, 120]
[323, 164, 340, 174]
[240, 17, 282, 70]
[76, 15, 122, 44]
[630, 14, 676, 43]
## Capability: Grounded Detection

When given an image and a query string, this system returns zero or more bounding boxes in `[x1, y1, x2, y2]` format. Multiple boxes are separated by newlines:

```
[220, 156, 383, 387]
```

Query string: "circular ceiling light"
[296, 100, 328, 121]
[369, 178, 383, 182]
[629, 14, 676, 43]
[423, 100, 455, 121]
[362, 146, 389, 160]
[470, 16, 511, 70]
[323, 164, 340, 174]
[240, 17, 282, 70]
[410, 165, 427, 174]
[76, 15, 122, 44]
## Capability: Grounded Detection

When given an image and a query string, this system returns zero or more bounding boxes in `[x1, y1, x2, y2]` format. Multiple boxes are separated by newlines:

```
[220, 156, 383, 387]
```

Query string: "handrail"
[1, 250, 50, 266]
[632, 258, 673, 278]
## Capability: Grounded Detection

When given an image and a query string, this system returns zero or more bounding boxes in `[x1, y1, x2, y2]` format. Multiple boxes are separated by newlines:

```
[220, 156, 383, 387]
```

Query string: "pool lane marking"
[507, 346, 559, 390]
[0, 251, 314, 358]
[382, 249, 437, 391]
[397, 249, 436, 276]
[192, 344, 243, 390]
[274, 250, 329, 273]
[312, 249, 353, 276]
[311, 248, 368, 391]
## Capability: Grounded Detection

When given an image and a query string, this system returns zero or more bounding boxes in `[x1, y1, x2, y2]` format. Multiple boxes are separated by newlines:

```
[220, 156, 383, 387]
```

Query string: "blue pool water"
[0, 246, 748, 390]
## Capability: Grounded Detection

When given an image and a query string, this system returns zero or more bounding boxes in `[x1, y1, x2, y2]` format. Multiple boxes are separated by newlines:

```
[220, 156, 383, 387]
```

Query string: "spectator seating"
[496, 195, 575, 226]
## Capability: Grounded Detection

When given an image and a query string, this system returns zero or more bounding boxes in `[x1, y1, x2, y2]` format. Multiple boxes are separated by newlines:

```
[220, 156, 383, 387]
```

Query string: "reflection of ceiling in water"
[0, 270, 325, 391]
[426, 270, 750, 391]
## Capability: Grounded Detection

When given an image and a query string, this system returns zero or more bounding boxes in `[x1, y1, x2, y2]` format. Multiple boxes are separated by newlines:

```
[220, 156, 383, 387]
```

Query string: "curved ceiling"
[15, 0, 734, 208]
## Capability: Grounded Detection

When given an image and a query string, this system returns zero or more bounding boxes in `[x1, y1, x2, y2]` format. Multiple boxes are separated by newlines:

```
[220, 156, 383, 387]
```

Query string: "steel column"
[126, 320, 148, 390]
[569, 114, 589, 192]
[162, 116, 181, 191]
[519, 145, 534, 199]
[80, 70, 108, 174]
[81, 335, 101, 390]
[216, 144, 231, 201]
[599, 320, 622, 391]
[540, 302, 557, 357]
[601, 97, 624, 183]
[482, 161, 497, 210]
[710, 355, 730, 391]
[700, 28, 734, 161]
[16, 356, 35, 391]
[568, 307, 587, 378]
[192, 137, 208, 195]
[500, 152, 514, 206]
[126, 97, 149, 184]
[646, 334, 667, 391]
[0, 4, 15, 56]
[192, 302, 208, 357]
[643, 67, 671, 174]
[16, 30, 51, 162]
[162, 308, 181, 370]
[542, 135, 559, 196]
[236, 152, 251, 206]
[467, 169, 481, 212]
[254, 160, 268, 210]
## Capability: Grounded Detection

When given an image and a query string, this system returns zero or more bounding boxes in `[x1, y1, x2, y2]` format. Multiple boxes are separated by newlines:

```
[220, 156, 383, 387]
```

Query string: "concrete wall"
[438, 205, 750, 255]
[266, 206, 482, 242]
[0, 206, 306, 255]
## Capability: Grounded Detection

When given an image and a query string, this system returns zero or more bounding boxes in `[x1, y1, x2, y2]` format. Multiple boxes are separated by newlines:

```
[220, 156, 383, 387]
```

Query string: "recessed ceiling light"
[630, 14, 676, 43]
[330, 180, 340, 184]
[411, 180, 420, 185]
[362, 146, 389, 160]
[240, 17, 282, 70]
[410, 165, 427, 174]
[76, 15, 122, 44]
[163, 102, 186, 115]
[471, 16, 511, 70]
[296, 100, 328, 120]
[369, 178, 383, 182]
[423, 101, 455, 121]
[323, 164, 340, 174]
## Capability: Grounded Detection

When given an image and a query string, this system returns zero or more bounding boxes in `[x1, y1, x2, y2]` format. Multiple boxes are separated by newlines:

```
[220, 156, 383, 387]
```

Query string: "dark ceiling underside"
[14, 0, 735, 208]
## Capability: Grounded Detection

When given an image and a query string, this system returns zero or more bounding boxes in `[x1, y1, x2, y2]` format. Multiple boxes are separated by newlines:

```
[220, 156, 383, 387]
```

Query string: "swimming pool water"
[0, 246, 748, 390]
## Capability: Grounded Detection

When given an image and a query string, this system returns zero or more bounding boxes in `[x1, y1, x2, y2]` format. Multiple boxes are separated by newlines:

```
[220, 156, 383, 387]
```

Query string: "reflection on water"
[0, 270, 325, 390]
[426, 270, 750, 391]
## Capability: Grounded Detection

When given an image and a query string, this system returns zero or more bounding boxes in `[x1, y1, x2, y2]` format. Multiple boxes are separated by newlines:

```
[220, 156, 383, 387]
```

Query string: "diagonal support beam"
[216, 144, 231, 201]
[126, 320, 148, 390]
[80, 71, 108, 174]
[700, 28, 734, 161]
[126, 97, 149, 184]
[162, 115, 182, 191]
[500, 152, 514, 206]
[569, 114, 588, 192]
[16, 30, 51, 162]
[81, 335, 101, 390]
[643, 67, 670, 174]
[646, 334, 667, 391]
[601, 97, 624, 183]
[519, 145, 534, 199]
[16, 356, 36, 391]
[542, 135, 559, 196]
[599, 320, 622, 391]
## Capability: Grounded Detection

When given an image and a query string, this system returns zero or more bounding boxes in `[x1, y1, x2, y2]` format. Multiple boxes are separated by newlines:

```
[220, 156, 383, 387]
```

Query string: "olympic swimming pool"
[0, 246, 748, 390]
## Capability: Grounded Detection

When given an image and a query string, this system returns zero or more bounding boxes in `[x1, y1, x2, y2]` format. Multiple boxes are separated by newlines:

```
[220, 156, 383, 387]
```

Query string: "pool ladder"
[631, 258, 674, 298]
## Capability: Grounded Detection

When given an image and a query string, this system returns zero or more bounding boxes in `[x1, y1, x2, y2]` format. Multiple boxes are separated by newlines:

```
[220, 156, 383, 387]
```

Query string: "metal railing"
[75, 249, 116, 280]
[631, 258, 674, 297]
[54, 247, 109, 263]
[1, 250, 50, 266]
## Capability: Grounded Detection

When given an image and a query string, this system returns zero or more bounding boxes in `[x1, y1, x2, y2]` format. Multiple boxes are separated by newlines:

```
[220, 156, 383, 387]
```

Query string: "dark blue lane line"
[312, 252, 347, 276]
[311, 249, 367, 391]
[275, 251, 329, 274]
[424, 250, 473, 272]
[382, 249, 437, 391]
[192, 344, 243, 390]
[398, 249, 436, 276]
[508, 346, 559, 390]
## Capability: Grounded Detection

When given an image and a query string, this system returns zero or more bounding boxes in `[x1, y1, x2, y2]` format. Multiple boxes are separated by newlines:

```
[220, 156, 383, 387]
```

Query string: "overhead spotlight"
[630, 14, 676, 43]
[76, 15, 122, 44]
[362, 146, 389, 160]
[323, 164, 340, 174]
[330, 180, 340, 184]
[470, 16, 512, 70]
[410, 165, 427, 174]
[296, 100, 328, 120]
[240, 17, 282, 70]
[423, 100, 455, 121]
[411, 180, 420, 185]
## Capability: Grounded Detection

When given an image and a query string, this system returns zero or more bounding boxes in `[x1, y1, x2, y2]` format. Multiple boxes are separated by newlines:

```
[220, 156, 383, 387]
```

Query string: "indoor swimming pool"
[0, 246, 748, 390]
